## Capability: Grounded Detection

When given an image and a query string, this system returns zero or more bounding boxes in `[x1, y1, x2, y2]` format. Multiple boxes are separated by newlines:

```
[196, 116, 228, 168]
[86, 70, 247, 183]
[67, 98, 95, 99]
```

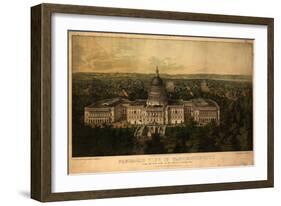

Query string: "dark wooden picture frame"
[31, 3, 274, 202]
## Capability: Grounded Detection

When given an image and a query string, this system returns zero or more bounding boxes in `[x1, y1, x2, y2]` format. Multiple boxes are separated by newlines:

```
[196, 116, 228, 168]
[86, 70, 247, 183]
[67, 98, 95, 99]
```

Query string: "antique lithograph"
[68, 31, 253, 174]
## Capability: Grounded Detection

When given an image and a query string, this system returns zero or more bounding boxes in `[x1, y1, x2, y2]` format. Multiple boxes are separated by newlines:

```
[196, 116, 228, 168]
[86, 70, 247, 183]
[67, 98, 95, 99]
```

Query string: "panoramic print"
[68, 31, 253, 173]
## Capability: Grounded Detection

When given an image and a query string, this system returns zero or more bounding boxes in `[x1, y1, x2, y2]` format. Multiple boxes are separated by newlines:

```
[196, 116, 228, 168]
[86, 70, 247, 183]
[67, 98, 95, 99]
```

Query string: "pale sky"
[71, 32, 253, 75]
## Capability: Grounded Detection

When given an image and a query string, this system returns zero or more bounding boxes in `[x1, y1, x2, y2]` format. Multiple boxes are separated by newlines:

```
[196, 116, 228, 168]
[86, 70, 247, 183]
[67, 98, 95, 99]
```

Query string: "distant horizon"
[72, 71, 252, 76]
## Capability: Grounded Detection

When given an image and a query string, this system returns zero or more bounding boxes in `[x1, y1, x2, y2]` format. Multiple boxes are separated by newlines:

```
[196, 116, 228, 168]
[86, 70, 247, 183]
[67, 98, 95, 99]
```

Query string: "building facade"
[84, 68, 220, 127]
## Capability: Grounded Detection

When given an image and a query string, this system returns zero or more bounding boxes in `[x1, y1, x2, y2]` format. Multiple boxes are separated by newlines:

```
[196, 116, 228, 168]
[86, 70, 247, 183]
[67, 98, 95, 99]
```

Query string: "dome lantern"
[156, 66, 159, 77]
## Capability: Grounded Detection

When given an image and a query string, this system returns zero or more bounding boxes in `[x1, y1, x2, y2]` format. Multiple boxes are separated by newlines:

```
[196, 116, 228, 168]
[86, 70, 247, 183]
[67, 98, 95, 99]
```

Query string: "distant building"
[166, 81, 175, 92]
[84, 68, 220, 127]
[201, 80, 210, 92]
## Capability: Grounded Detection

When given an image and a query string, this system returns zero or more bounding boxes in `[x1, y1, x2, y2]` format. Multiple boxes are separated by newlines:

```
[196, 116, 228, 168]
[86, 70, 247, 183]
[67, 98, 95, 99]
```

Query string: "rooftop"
[130, 99, 146, 106]
[85, 97, 219, 109]
[189, 98, 218, 108]
[86, 98, 122, 108]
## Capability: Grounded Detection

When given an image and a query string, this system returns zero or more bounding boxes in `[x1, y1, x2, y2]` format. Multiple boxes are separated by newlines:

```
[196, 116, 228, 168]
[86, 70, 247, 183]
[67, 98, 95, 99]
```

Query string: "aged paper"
[68, 31, 254, 174]
[69, 151, 253, 174]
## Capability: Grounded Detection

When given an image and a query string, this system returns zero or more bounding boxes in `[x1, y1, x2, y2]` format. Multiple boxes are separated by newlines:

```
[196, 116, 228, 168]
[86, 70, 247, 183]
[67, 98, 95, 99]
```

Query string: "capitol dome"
[151, 75, 163, 86]
[146, 67, 168, 106]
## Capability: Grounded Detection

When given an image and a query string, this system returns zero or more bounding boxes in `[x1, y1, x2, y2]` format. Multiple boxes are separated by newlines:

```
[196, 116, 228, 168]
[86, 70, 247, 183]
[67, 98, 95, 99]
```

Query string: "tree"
[145, 133, 166, 154]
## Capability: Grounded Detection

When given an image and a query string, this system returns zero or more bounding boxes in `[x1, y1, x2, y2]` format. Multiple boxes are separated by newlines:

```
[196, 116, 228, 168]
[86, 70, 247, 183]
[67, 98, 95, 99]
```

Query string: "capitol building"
[84, 68, 220, 130]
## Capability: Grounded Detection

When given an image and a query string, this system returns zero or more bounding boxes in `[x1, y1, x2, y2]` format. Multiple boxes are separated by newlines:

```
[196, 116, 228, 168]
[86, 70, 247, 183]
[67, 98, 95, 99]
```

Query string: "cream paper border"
[68, 31, 254, 174]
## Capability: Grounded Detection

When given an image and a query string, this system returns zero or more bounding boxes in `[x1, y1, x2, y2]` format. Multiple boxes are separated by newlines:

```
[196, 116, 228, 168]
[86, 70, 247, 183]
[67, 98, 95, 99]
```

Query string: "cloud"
[148, 56, 184, 73]
[71, 33, 253, 75]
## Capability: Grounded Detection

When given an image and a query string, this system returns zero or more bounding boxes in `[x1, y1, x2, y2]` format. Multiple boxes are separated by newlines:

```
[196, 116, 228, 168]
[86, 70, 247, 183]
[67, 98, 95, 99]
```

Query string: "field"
[72, 72, 253, 157]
